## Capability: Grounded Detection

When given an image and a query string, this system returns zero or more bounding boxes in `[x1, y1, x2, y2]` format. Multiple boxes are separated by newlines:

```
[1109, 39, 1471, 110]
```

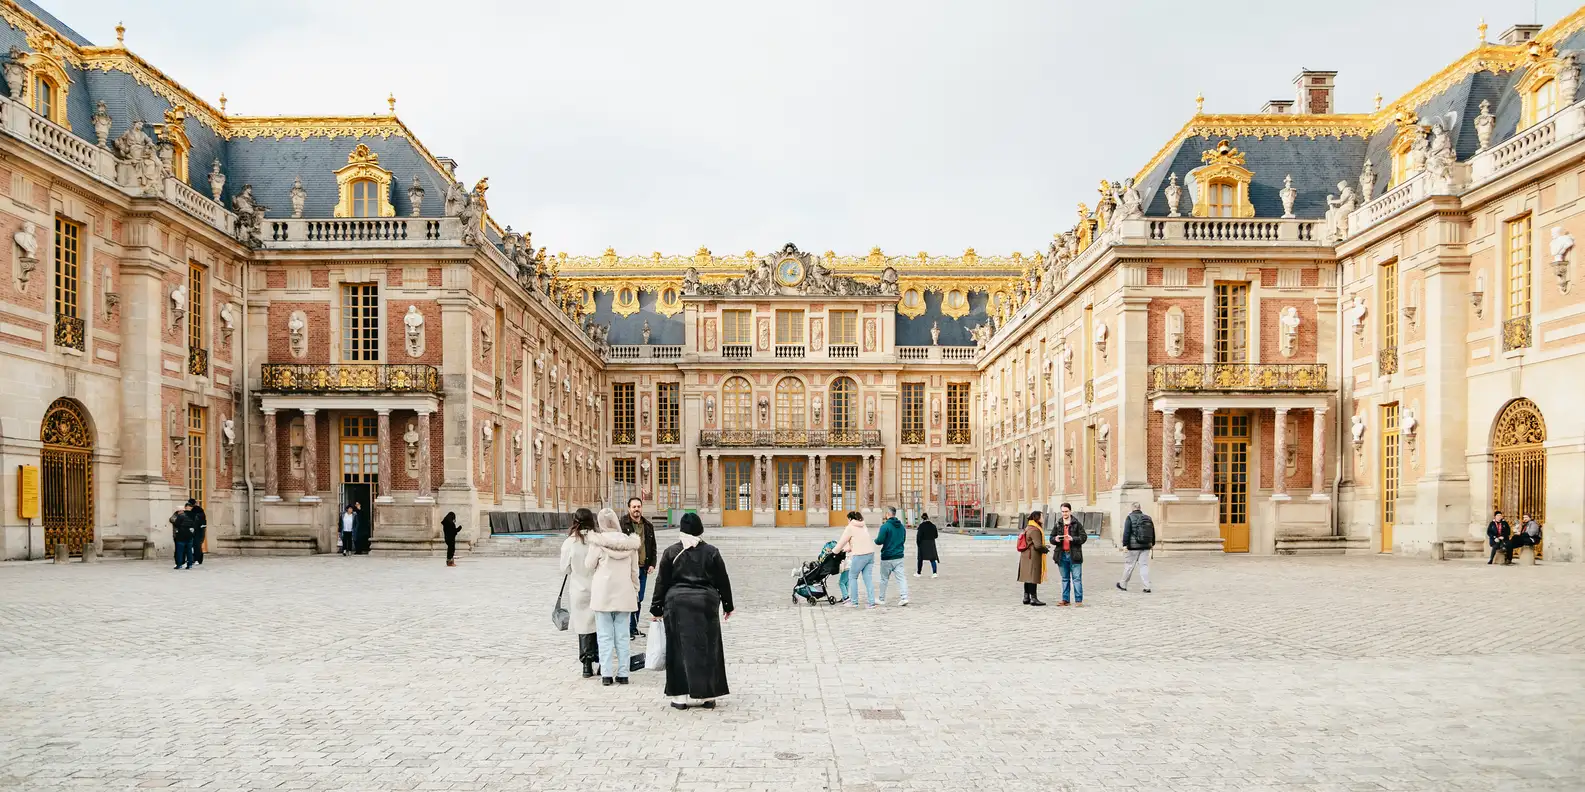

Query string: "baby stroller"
[793, 540, 847, 605]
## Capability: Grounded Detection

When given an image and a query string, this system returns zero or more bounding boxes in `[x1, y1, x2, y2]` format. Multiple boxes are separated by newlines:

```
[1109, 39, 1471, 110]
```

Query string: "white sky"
[48, 0, 1574, 256]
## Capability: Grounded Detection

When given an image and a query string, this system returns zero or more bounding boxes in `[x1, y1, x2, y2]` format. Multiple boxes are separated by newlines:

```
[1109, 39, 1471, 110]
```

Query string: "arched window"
[1532, 79, 1559, 125]
[34, 75, 55, 121]
[722, 376, 752, 432]
[1206, 181, 1236, 217]
[829, 377, 857, 432]
[351, 179, 381, 218]
[775, 378, 805, 441]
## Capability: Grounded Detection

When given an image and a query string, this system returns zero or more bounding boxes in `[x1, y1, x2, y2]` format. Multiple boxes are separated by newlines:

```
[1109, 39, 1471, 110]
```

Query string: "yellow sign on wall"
[17, 465, 39, 520]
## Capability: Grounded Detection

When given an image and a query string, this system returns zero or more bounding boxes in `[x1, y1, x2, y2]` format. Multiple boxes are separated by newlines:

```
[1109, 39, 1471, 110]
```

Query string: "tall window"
[722, 376, 752, 431]
[946, 458, 971, 487]
[774, 378, 805, 437]
[611, 382, 635, 444]
[1533, 79, 1559, 125]
[1207, 181, 1236, 218]
[186, 406, 206, 509]
[1507, 215, 1532, 320]
[1381, 261, 1399, 350]
[341, 284, 380, 361]
[723, 310, 751, 345]
[1381, 402, 1400, 550]
[775, 310, 804, 344]
[830, 377, 857, 432]
[341, 416, 379, 490]
[656, 458, 681, 509]
[657, 382, 680, 444]
[54, 216, 80, 319]
[901, 382, 925, 444]
[612, 458, 636, 500]
[188, 263, 205, 350]
[34, 75, 55, 122]
[1213, 283, 1249, 364]
[947, 382, 970, 444]
[830, 311, 857, 345]
[901, 458, 925, 510]
[351, 179, 381, 218]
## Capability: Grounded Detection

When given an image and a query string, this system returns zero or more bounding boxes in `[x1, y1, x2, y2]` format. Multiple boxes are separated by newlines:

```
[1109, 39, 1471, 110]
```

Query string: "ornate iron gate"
[41, 398, 93, 556]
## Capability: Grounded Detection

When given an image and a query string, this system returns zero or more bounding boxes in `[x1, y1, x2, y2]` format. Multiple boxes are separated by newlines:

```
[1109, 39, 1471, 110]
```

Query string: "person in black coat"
[914, 513, 939, 577]
[186, 499, 207, 565]
[441, 512, 460, 567]
[170, 505, 196, 570]
[649, 512, 734, 710]
[1486, 510, 1512, 565]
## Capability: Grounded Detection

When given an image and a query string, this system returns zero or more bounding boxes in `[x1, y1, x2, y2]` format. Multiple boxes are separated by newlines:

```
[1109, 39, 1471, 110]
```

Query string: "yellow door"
[1214, 413, 1250, 553]
[775, 458, 806, 526]
[1381, 403, 1399, 553]
[829, 457, 859, 526]
[721, 457, 753, 527]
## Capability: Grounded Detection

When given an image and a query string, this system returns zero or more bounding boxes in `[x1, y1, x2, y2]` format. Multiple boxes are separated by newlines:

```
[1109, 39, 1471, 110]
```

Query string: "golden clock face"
[776, 258, 805, 286]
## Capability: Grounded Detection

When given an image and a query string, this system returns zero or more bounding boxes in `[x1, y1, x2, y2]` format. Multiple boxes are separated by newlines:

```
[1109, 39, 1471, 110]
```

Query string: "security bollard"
[82, 543, 98, 563]
[54, 543, 69, 563]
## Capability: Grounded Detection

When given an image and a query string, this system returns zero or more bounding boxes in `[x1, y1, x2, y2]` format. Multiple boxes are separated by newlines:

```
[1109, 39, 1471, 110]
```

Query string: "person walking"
[441, 512, 460, 567]
[187, 499, 207, 565]
[1050, 503, 1087, 606]
[874, 506, 909, 606]
[587, 508, 642, 686]
[833, 511, 878, 609]
[650, 512, 734, 710]
[339, 506, 357, 557]
[1117, 502, 1155, 593]
[1017, 511, 1048, 605]
[915, 512, 939, 577]
[620, 497, 658, 639]
[1486, 510, 1512, 565]
[170, 503, 196, 570]
[559, 508, 600, 678]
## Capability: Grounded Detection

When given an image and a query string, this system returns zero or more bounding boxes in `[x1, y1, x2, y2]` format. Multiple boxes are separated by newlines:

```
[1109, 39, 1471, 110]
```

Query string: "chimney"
[1294, 69, 1338, 114]
[1261, 99, 1295, 114]
[1500, 24, 1543, 45]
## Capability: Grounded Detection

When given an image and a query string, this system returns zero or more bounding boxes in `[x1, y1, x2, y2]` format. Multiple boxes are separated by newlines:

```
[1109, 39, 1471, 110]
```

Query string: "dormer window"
[1531, 78, 1558, 124]
[351, 179, 381, 217]
[33, 75, 54, 120]
[1515, 51, 1574, 130]
[1206, 180, 1237, 218]
[333, 144, 396, 218]
[18, 34, 72, 127]
[1189, 140, 1255, 218]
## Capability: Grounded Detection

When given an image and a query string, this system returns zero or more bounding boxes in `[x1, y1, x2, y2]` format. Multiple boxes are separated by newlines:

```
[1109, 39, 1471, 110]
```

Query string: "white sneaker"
[931, 572, 938, 578]
[876, 598, 886, 606]
[914, 572, 921, 577]
[899, 599, 909, 607]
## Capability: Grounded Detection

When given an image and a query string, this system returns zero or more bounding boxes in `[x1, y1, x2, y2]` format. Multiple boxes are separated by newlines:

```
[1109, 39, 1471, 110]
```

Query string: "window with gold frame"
[657, 382, 680, 443]
[340, 416, 379, 486]
[900, 458, 925, 505]
[612, 457, 636, 488]
[775, 309, 804, 344]
[53, 215, 80, 320]
[830, 377, 857, 431]
[611, 382, 635, 444]
[1380, 261, 1399, 351]
[188, 263, 205, 351]
[1506, 214, 1532, 319]
[900, 382, 925, 444]
[774, 378, 805, 435]
[1213, 283, 1249, 364]
[946, 382, 970, 444]
[341, 284, 380, 362]
[721, 376, 752, 431]
[1381, 402, 1400, 549]
[829, 310, 857, 345]
[722, 310, 752, 345]
[1530, 79, 1559, 127]
[1206, 181, 1237, 218]
[655, 457, 681, 509]
[34, 74, 58, 123]
[186, 405, 206, 509]
[351, 179, 382, 218]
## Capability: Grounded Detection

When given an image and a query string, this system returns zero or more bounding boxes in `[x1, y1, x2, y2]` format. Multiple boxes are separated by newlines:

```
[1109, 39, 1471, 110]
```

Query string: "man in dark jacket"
[874, 506, 909, 606]
[186, 499, 207, 565]
[170, 504, 196, 570]
[1486, 510, 1512, 565]
[620, 497, 659, 638]
[1049, 503, 1086, 605]
[1117, 501, 1155, 593]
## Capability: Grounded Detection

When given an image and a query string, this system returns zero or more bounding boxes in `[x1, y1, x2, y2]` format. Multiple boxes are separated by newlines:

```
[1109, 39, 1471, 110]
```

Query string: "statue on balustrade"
[111, 121, 163, 197]
[1322, 181, 1357, 243]
[1112, 178, 1144, 222]
[290, 176, 307, 218]
[1423, 115, 1458, 192]
[1474, 100, 1496, 152]
[231, 185, 267, 248]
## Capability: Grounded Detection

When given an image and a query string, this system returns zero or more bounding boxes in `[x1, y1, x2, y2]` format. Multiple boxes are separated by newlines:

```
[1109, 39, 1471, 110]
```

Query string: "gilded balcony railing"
[53, 314, 84, 352]
[946, 428, 971, 445]
[1148, 363, 1328, 393]
[188, 347, 209, 377]
[610, 429, 636, 445]
[657, 427, 680, 444]
[901, 428, 925, 445]
[1502, 315, 1532, 351]
[1377, 347, 1398, 376]
[259, 363, 443, 393]
[698, 428, 881, 448]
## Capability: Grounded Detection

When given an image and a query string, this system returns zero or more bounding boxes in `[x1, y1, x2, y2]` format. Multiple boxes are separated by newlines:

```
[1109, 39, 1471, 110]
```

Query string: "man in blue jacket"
[874, 506, 909, 606]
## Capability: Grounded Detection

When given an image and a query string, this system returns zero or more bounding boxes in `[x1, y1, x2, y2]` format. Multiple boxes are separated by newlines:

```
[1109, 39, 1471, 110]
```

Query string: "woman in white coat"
[559, 508, 600, 678]
[586, 508, 642, 685]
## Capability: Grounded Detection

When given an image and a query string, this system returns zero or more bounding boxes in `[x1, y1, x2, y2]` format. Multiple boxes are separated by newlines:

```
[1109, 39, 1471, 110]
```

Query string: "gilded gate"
[41, 398, 93, 556]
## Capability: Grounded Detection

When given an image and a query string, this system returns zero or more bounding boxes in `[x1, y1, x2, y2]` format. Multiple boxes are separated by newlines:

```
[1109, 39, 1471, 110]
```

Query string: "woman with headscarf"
[559, 508, 600, 678]
[649, 512, 734, 709]
[441, 512, 460, 567]
[585, 508, 642, 685]
[1017, 510, 1048, 606]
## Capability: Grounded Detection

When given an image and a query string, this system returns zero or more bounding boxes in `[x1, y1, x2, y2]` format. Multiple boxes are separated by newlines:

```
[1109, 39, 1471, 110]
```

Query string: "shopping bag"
[551, 575, 570, 631]
[644, 620, 666, 671]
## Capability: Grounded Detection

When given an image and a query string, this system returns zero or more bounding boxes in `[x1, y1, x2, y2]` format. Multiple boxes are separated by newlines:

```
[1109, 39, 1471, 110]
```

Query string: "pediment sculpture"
[683, 243, 897, 297]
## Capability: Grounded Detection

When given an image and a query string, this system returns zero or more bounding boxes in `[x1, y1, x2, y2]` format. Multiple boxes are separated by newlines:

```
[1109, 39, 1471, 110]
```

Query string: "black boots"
[582, 662, 594, 678]
[601, 677, 614, 686]
[1029, 597, 1047, 606]
[1022, 593, 1030, 605]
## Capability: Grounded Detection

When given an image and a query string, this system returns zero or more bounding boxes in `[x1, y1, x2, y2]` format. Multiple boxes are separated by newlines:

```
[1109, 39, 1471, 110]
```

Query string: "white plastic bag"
[644, 620, 667, 671]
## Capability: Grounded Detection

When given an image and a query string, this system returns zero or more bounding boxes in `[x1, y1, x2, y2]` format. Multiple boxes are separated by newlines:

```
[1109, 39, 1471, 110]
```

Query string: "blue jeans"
[848, 553, 876, 605]
[592, 610, 631, 679]
[838, 568, 850, 600]
[173, 540, 193, 568]
[878, 558, 909, 602]
[917, 558, 937, 574]
[631, 567, 649, 635]
[1059, 552, 1082, 603]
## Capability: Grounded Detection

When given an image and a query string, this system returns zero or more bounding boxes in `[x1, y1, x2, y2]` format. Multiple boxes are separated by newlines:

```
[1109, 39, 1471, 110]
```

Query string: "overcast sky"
[49, 0, 1574, 256]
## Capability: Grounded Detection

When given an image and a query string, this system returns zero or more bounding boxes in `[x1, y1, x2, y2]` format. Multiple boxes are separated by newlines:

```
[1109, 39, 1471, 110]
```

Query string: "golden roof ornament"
[1373, 92, 1383, 111]
[218, 92, 227, 116]
[1195, 92, 1205, 114]
[1478, 17, 1487, 44]
[387, 93, 396, 115]
[1201, 138, 1247, 167]
[346, 143, 380, 166]
[115, 21, 124, 45]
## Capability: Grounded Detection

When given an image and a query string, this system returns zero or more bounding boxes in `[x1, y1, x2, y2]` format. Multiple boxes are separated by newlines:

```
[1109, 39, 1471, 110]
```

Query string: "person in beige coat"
[586, 507, 642, 685]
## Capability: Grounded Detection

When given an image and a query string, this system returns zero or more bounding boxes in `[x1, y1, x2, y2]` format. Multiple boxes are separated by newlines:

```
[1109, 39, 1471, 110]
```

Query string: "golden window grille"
[723, 310, 752, 345]
[54, 216, 80, 320]
[829, 377, 857, 431]
[1213, 413, 1251, 526]
[657, 382, 680, 443]
[722, 377, 752, 431]
[1381, 403, 1400, 529]
[611, 382, 635, 444]
[946, 383, 971, 444]
[1507, 215, 1532, 320]
[830, 311, 857, 345]
[188, 263, 205, 351]
[901, 382, 925, 444]
[775, 310, 804, 344]
[1213, 282, 1248, 364]
[341, 284, 380, 362]
[41, 398, 94, 556]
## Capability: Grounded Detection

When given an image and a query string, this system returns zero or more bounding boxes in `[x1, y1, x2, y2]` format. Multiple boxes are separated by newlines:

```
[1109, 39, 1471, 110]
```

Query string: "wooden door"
[1214, 413, 1250, 553]
[829, 457, 859, 526]
[775, 458, 806, 526]
[721, 457, 753, 527]
[1381, 403, 1399, 552]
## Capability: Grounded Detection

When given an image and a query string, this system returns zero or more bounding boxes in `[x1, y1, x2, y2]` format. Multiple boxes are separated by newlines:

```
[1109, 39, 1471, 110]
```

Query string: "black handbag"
[551, 575, 570, 631]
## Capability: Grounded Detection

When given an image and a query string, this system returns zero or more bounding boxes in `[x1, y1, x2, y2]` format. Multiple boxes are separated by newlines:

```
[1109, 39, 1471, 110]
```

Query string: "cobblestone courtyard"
[2, 532, 1583, 791]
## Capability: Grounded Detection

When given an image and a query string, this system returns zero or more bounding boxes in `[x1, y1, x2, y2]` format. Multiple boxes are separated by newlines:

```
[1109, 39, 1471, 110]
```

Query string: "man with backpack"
[1117, 502, 1155, 593]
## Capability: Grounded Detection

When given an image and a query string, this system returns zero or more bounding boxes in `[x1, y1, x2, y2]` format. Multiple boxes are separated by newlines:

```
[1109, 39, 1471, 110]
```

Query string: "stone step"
[216, 535, 318, 556]
[99, 536, 150, 558]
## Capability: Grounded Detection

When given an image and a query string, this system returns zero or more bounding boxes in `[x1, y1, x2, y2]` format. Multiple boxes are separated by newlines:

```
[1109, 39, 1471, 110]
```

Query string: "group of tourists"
[830, 506, 941, 608]
[168, 499, 207, 569]
[1486, 509, 1544, 565]
[1019, 501, 1156, 605]
[560, 498, 733, 710]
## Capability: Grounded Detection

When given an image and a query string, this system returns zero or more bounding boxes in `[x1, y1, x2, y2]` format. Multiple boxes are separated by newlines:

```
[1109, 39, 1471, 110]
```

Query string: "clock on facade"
[776, 257, 805, 287]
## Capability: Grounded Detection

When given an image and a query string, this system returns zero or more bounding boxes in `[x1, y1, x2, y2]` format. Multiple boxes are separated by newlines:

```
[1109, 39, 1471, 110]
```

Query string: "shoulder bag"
[551, 574, 570, 631]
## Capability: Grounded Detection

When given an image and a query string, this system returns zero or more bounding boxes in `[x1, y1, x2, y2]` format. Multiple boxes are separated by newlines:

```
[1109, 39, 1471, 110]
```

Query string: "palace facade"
[2, 0, 1583, 563]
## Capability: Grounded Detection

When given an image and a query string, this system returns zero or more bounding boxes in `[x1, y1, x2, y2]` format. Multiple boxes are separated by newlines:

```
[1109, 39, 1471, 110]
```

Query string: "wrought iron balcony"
[188, 347, 209, 377]
[1502, 316, 1532, 351]
[259, 363, 443, 394]
[1148, 363, 1328, 393]
[698, 428, 881, 448]
[53, 313, 84, 352]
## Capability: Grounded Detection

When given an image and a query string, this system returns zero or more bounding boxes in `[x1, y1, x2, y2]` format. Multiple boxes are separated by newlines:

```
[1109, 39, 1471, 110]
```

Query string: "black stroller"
[792, 540, 846, 605]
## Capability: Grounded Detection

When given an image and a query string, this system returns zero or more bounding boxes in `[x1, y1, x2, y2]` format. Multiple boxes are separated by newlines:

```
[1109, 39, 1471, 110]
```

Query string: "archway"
[40, 398, 94, 556]
[1492, 398, 1546, 555]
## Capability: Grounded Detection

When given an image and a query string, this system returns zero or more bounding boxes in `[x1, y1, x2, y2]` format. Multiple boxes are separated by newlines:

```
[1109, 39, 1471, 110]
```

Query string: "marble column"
[416, 411, 434, 502]
[1199, 407, 1216, 499]
[263, 408, 280, 500]
[300, 409, 318, 500]
[1311, 408, 1327, 499]
[1160, 408, 1177, 497]
[375, 408, 393, 502]
[1273, 408, 1290, 498]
